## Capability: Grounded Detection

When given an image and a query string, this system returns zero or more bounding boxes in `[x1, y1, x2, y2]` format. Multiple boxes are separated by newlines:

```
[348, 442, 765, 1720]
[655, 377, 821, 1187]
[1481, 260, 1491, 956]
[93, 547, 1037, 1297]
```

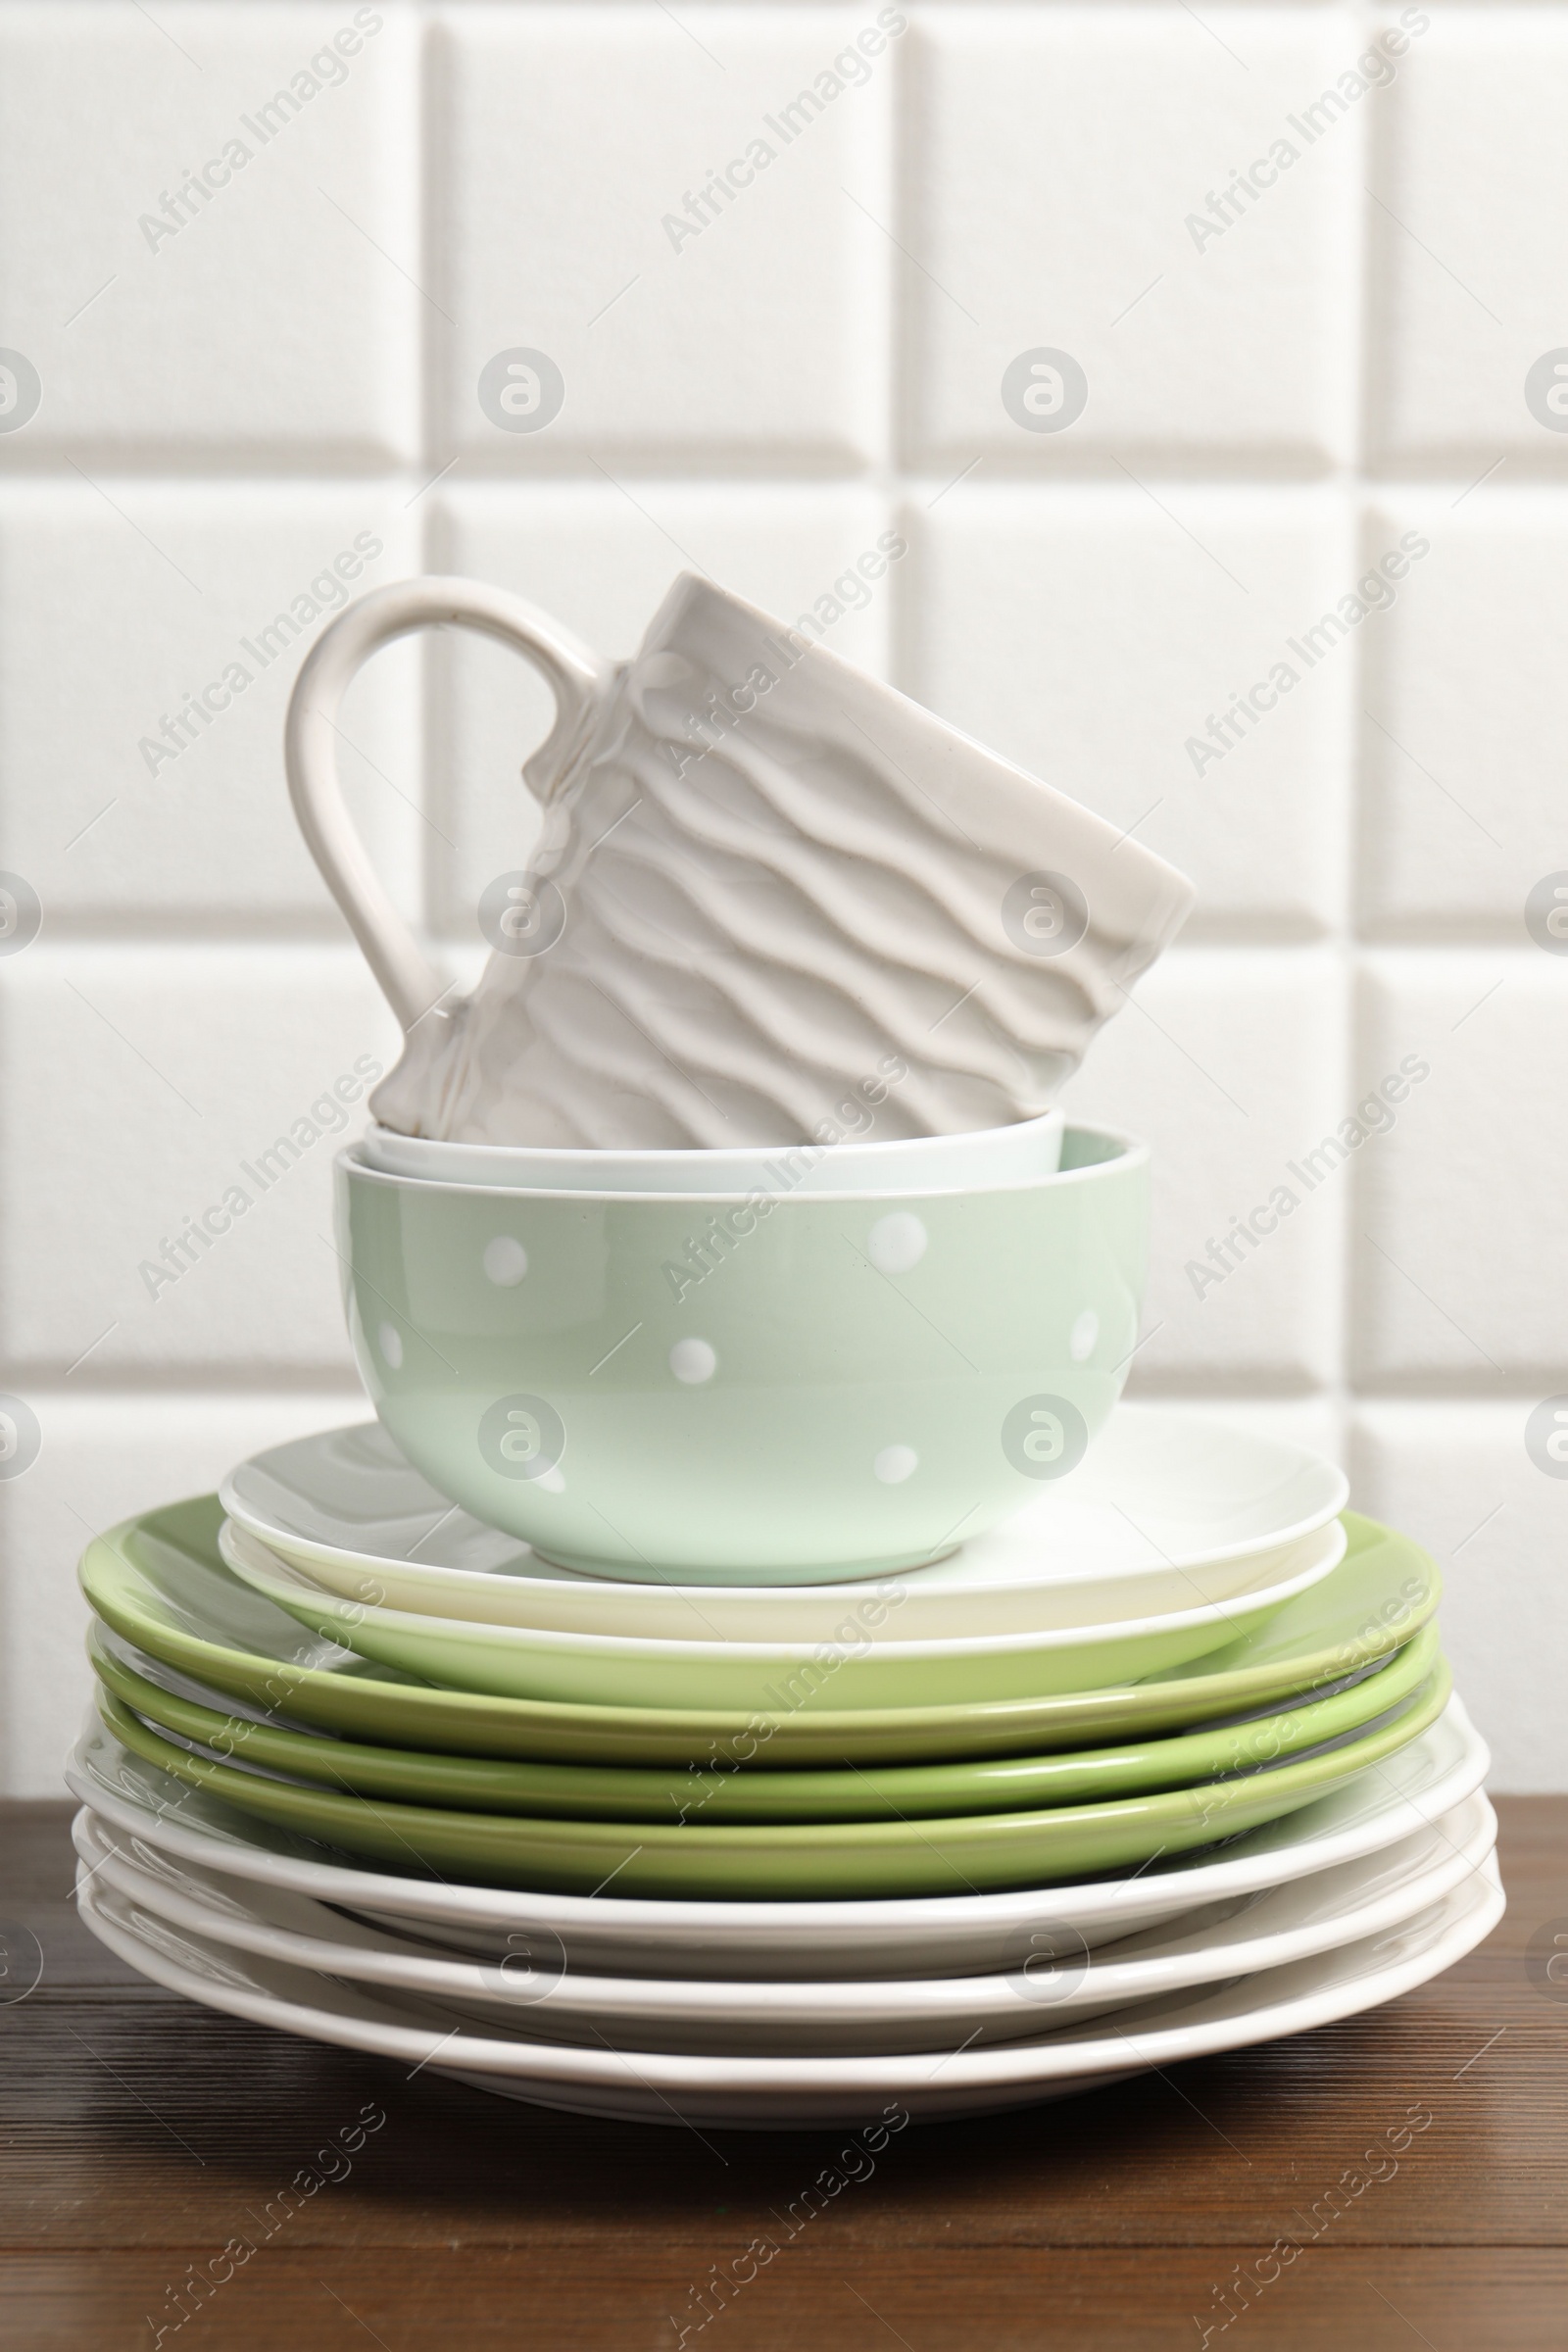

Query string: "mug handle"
[284, 575, 617, 1032]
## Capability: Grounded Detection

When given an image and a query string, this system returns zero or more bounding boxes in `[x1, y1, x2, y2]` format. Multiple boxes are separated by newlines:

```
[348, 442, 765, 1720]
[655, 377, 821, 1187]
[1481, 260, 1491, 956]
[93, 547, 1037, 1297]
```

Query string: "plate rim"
[73, 1858, 1505, 2097]
[62, 1695, 1490, 1939]
[87, 1615, 1443, 1823]
[83, 1665, 1454, 1891]
[77, 1502, 1446, 1761]
[216, 1513, 1346, 1669]
[70, 1788, 1499, 2027]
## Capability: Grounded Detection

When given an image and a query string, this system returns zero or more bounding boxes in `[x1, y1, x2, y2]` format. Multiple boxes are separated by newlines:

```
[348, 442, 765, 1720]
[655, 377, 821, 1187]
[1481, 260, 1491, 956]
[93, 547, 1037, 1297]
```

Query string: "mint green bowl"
[333, 1125, 1149, 1586]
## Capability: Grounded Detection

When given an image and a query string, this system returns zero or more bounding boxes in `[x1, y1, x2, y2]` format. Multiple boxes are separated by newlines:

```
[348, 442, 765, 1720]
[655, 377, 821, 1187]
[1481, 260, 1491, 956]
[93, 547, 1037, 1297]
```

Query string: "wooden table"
[2, 1797, 1564, 2350]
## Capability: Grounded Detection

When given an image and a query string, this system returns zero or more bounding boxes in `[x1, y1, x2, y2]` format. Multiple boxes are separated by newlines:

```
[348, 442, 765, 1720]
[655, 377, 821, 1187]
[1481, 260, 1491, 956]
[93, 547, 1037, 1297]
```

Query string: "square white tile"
[1358, 490, 1568, 935]
[0, 3, 420, 462]
[1350, 951, 1568, 1386]
[0, 483, 422, 927]
[901, 4, 1361, 472]
[1058, 947, 1345, 1391]
[906, 483, 1354, 933]
[1368, 5, 1568, 469]
[433, 3, 891, 467]
[0, 947, 401, 1376]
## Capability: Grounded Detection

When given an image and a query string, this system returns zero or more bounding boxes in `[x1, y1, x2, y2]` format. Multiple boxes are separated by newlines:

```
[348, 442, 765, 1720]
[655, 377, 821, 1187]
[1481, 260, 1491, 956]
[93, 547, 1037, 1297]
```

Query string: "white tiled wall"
[2, 0, 1564, 1793]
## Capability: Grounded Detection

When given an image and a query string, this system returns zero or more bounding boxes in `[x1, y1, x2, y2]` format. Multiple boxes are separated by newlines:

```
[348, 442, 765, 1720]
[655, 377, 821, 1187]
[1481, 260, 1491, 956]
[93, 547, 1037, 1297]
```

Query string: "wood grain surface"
[1, 1797, 1564, 2350]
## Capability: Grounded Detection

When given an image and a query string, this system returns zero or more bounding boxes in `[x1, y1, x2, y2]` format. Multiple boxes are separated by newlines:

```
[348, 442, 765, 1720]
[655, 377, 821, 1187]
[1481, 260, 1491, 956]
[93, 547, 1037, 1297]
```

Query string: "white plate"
[75, 1861, 1503, 2128]
[65, 1698, 1490, 1981]
[219, 1410, 1350, 1644]
[72, 1793, 1496, 2058]
[361, 1110, 1065, 1197]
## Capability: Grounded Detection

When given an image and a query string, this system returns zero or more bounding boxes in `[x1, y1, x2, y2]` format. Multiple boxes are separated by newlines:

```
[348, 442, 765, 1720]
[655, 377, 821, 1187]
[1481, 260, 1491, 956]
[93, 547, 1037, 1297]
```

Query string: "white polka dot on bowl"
[873, 1445, 918, 1485]
[867, 1212, 928, 1275]
[669, 1338, 717, 1385]
[483, 1236, 529, 1287]
[1069, 1308, 1100, 1362]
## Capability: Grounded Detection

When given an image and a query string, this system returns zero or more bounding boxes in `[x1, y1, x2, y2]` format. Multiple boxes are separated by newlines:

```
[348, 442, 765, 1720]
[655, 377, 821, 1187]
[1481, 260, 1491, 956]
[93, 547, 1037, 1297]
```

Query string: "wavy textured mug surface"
[373, 576, 1195, 1149]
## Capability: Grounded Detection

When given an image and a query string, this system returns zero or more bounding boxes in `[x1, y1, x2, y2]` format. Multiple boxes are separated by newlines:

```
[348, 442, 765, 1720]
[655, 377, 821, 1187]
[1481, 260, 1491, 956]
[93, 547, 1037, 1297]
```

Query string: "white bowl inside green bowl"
[361, 1109, 1065, 1197]
[333, 1123, 1150, 1585]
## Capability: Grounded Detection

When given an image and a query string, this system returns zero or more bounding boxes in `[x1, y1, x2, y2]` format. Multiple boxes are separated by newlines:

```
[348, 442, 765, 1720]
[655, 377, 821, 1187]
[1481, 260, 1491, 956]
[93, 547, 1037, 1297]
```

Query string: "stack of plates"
[70, 1407, 1501, 2127]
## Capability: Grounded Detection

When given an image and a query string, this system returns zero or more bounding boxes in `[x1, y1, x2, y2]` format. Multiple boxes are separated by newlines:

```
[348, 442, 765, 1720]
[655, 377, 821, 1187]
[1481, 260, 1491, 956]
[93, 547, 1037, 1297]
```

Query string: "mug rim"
[335, 1123, 1147, 1205]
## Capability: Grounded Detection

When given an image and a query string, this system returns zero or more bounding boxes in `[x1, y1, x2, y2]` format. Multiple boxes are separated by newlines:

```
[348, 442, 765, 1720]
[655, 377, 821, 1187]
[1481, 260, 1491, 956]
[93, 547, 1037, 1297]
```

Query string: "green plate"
[80, 1498, 1441, 1770]
[95, 1668, 1452, 1900]
[91, 1619, 1443, 1826]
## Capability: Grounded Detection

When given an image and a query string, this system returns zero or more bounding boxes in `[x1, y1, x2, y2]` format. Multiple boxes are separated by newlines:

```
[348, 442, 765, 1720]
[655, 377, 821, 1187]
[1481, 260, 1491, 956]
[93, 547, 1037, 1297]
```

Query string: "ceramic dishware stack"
[70, 1407, 1498, 2124]
[69, 572, 1500, 2126]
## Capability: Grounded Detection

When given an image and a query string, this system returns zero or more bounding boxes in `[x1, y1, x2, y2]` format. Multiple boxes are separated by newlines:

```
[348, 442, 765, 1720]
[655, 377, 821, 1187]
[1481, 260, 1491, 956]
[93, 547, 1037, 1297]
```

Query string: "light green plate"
[92, 1618, 1443, 1826]
[80, 1499, 1441, 1769]
[95, 1667, 1451, 1899]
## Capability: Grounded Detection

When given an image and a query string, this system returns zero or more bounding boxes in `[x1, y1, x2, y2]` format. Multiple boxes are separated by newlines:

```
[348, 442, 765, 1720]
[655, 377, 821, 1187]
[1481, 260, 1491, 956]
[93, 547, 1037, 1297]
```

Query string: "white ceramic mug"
[286, 572, 1194, 1151]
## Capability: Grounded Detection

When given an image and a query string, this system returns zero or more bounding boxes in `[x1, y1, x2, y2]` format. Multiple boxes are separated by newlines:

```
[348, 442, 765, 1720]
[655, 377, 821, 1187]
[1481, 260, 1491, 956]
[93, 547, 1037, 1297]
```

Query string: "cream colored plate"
[219, 1409, 1349, 1644]
[216, 1514, 1344, 1714]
